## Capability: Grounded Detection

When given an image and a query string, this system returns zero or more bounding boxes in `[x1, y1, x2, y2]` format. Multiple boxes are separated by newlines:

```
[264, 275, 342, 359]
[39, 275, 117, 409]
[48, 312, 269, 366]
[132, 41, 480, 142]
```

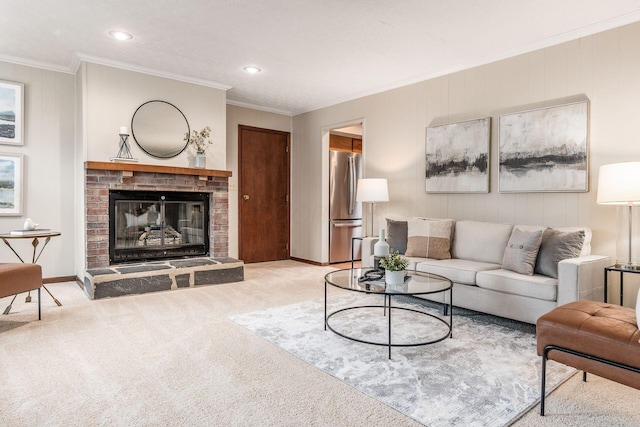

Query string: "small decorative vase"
[373, 228, 390, 270]
[374, 228, 390, 257]
[385, 270, 405, 286]
[195, 152, 206, 169]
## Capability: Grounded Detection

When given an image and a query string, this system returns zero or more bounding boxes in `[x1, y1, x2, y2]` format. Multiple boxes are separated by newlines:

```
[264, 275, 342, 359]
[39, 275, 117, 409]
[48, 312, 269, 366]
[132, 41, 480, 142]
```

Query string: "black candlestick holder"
[110, 133, 138, 162]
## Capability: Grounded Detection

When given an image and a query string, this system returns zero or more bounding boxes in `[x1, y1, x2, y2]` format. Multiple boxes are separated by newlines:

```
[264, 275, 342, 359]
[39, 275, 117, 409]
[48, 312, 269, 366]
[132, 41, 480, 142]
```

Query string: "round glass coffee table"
[324, 268, 453, 359]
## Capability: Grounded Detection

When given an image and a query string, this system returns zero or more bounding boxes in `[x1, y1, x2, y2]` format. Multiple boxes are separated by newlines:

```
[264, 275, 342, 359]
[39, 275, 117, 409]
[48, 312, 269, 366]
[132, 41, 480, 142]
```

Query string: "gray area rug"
[232, 294, 575, 427]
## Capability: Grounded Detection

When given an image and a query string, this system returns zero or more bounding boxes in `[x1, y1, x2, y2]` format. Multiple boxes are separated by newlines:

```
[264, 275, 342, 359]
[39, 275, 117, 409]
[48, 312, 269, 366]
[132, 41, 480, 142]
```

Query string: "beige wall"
[4, 20, 640, 299]
[292, 20, 640, 283]
[83, 62, 227, 169]
[226, 104, 292, 258]
[0, 61, 76, 278]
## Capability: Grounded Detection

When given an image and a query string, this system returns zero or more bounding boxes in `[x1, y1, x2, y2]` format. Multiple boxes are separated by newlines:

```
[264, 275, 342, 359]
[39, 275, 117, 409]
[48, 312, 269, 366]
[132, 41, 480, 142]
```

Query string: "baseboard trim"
[43, 275, 78, 284]
[290, 257, 328, 266]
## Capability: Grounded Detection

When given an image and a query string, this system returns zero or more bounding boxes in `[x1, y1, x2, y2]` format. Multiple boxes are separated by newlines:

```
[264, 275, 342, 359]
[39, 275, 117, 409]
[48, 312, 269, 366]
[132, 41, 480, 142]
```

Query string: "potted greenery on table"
[379, 250, 410, 285]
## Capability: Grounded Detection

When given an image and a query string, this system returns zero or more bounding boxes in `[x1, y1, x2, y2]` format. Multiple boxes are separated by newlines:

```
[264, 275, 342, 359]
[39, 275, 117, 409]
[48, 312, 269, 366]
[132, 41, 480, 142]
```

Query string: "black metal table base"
[324, 282, 453, 359]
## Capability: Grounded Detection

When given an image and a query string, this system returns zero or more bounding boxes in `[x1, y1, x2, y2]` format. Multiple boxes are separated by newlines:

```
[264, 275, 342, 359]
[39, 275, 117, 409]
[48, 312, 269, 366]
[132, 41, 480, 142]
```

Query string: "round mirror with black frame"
[131, 100, 190, 158]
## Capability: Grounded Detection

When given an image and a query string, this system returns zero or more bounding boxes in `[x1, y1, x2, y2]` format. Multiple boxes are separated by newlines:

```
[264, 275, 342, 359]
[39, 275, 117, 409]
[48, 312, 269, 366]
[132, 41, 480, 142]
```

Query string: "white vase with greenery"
[185, 126, 212, 169]
[379, 250, 409, 286]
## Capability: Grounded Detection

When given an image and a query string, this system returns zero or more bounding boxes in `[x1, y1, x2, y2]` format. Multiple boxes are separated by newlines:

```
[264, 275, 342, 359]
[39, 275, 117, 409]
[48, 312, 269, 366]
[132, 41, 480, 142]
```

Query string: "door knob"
[243, 195, 250, 200]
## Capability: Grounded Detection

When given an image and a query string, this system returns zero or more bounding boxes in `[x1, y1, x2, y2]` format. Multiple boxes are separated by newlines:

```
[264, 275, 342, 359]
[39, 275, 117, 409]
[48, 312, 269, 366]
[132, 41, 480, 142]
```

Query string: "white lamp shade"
[356, 178, 389, 202]
[597, 162, 640, 205]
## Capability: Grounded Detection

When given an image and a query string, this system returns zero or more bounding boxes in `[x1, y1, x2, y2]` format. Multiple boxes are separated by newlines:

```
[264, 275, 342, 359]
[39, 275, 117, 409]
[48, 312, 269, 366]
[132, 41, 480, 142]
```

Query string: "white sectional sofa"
[362, 218, 610, 324]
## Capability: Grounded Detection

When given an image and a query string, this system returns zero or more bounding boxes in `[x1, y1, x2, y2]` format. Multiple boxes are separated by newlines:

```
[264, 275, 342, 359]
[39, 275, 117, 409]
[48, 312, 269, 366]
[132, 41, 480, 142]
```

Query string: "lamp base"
[613, 262, 640, 271]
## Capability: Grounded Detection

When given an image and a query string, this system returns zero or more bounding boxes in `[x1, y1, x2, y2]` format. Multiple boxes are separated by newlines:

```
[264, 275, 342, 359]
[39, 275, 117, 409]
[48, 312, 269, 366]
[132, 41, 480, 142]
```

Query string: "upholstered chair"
[0, 263, 42, 320]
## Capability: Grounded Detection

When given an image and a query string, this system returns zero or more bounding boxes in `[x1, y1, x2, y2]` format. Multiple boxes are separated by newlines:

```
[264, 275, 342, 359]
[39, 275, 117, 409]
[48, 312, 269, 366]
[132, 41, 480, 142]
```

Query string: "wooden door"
[239, 125, 290, 263]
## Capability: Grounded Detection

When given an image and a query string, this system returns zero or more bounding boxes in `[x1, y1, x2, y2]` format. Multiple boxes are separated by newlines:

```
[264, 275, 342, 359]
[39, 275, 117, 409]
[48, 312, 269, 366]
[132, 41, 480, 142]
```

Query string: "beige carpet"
[0, 260, 639, 426]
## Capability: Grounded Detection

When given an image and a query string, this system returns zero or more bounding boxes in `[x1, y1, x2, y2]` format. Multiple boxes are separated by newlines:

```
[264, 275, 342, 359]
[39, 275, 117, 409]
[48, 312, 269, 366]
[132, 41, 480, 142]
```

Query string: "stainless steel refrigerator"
[329, 150, 363, 263]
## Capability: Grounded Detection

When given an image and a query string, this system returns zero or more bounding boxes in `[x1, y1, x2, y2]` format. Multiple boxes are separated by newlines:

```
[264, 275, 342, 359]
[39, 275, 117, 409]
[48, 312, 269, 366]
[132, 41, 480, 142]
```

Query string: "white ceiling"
[2, 1, 640, 115]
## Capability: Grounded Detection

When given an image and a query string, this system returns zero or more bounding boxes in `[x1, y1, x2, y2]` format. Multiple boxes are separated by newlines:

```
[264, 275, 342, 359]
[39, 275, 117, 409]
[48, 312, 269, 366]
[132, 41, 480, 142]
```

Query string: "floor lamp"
[356, 178, 389, 237]
[597, 162, 640, 270]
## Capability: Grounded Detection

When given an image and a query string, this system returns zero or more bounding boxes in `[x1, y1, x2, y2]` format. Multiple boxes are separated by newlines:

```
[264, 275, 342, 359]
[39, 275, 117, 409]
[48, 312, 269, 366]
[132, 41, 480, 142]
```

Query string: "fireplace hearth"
[84, 256, 244, 299]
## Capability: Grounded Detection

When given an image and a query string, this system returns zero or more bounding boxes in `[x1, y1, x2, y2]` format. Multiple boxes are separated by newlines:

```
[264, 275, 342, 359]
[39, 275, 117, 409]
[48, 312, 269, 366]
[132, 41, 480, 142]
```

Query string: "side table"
[603, 265, 640, 306]
[0, 231, 62, 313]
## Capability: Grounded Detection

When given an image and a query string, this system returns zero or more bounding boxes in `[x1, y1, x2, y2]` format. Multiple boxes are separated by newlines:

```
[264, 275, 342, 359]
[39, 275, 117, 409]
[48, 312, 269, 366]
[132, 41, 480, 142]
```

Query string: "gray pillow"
[386, 218, 408, 254]
[502, 228, 543, 275]
[535, 228, 585, 278]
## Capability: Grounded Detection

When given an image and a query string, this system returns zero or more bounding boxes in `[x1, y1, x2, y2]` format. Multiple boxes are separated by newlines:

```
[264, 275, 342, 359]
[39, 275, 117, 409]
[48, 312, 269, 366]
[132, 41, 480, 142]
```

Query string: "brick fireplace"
[85, 162, 231, 269]
[83, 162, 242, 299]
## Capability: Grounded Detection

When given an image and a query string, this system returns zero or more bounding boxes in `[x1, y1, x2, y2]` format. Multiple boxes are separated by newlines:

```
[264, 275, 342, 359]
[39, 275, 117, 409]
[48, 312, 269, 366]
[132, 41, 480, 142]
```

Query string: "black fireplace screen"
[109, 190, 209, 263]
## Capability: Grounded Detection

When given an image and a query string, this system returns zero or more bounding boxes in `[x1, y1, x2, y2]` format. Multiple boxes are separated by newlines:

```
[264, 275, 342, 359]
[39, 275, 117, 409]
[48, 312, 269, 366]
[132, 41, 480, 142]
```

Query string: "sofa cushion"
[535, 228, 585, 278]
[416, 258, 501, 285]
[476, 269, 558, 301]
[386, 218, 408, 254]
[515, 225, 592, 257]
[406, 218, 453, 260]
[451, 220, 513, 264]
[502, 228, 543, 275]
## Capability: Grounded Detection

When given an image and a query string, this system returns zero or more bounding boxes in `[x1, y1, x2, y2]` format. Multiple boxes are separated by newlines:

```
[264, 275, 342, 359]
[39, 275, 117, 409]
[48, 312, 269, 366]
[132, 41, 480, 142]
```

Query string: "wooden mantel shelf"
[85, 161, 232, 178]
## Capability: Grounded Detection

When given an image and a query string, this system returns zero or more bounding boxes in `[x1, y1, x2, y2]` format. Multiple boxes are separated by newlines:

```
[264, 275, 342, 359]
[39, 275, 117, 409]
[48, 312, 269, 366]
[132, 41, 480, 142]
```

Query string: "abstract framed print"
[499, 101, 588, 193]
[426, 117, 490, 193]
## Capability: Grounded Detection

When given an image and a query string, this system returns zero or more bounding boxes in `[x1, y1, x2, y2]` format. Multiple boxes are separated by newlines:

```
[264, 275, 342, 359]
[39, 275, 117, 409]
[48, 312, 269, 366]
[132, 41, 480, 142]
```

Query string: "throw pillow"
[405, 218, 452, 260]
[535, 228, 585, 279]
[502, 228, 543, 276]
[386, 218, 408, 254]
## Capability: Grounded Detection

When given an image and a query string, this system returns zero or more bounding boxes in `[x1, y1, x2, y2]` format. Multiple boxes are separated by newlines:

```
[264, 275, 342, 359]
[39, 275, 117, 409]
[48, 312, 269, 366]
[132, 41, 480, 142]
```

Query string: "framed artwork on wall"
[498, 100, 589, 193]
[0, 80, 24, 146]
[425, 117, 491, 193]
[0, 153, 23, 216]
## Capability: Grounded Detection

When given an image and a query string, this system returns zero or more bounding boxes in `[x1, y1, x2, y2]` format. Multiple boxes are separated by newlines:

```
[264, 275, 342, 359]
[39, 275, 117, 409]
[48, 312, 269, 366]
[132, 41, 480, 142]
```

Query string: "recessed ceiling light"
[243, 66, 262, 74]
[109, 30, 133, 41]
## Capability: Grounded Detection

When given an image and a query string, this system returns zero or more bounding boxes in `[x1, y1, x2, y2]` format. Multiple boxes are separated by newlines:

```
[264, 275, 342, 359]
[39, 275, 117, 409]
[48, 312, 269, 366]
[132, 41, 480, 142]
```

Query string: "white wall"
[0, 61, 76, 278]
[83, 63, 227, 169]
[226, 104, 292, 258]
[291, 20, 640, 278]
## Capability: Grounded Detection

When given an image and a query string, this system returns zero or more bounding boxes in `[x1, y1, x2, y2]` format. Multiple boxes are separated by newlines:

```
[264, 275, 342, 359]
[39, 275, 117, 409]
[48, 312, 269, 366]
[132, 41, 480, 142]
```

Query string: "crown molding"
[0, 51, 233, 91]
[69, 54, 82, 74]
[0, 53, 74, 74]
[74, 53, 232, 90]
[226, 98, 293, 116]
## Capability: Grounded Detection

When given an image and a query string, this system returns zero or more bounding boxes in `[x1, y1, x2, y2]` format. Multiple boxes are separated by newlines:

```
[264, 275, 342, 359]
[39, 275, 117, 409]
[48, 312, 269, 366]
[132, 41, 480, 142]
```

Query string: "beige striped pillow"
[405, 218, 452, 259]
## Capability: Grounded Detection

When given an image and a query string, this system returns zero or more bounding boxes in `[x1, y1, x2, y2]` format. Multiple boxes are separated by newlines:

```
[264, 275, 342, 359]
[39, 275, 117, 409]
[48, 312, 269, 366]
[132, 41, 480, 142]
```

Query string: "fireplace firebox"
[109, 190, 209, 264]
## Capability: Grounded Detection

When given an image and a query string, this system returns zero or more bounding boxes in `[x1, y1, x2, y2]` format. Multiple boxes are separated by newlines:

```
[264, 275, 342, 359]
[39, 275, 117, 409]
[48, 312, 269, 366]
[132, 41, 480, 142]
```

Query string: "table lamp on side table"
[597, 162, 640, 270]
[356, 178, 389, 238]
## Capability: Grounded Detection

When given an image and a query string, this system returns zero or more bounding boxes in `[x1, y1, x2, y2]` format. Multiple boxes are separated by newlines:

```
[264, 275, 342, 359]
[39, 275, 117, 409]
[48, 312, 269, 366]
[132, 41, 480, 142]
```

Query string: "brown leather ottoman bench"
[536, 300, 640, 415]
